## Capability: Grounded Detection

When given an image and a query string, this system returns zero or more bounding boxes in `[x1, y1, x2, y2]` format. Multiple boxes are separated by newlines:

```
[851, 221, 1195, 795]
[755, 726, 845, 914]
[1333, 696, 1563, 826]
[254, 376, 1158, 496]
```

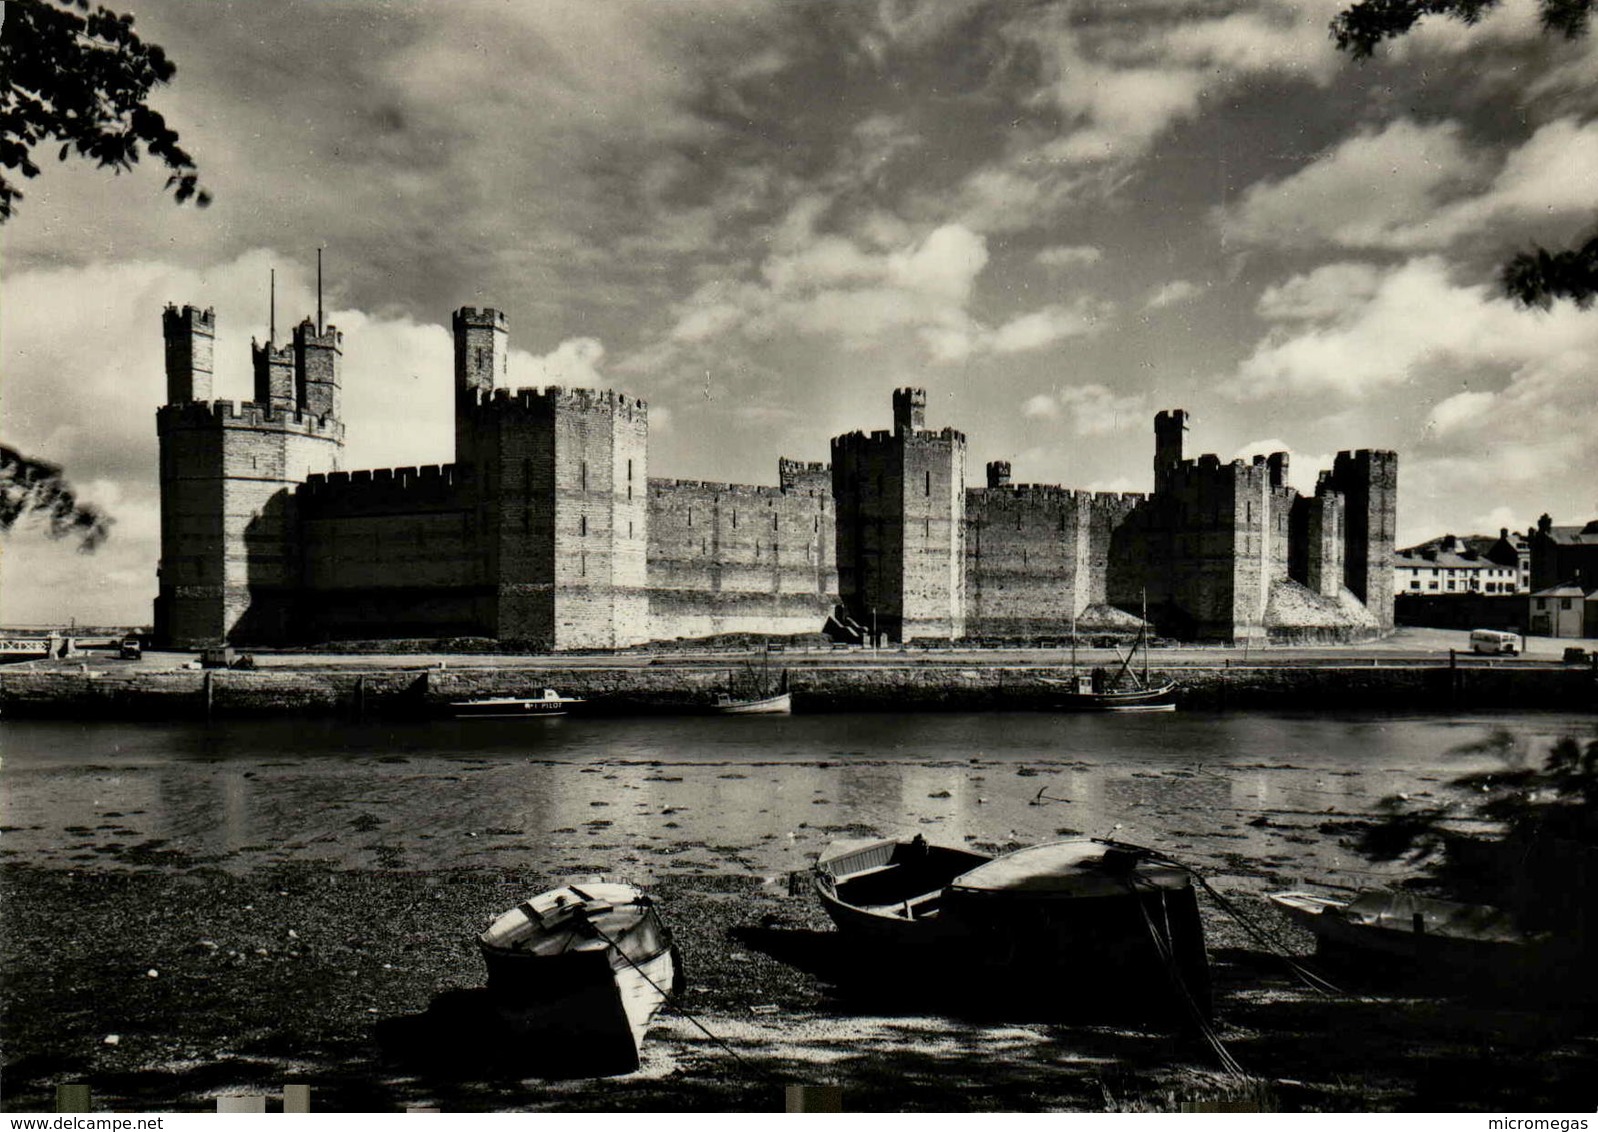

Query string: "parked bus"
[1470, 628, 1520, 655]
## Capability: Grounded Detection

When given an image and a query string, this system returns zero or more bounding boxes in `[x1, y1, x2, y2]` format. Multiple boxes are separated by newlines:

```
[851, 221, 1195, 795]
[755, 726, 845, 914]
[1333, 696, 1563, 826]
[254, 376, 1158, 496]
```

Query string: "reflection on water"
[2, 711, 1592, 890]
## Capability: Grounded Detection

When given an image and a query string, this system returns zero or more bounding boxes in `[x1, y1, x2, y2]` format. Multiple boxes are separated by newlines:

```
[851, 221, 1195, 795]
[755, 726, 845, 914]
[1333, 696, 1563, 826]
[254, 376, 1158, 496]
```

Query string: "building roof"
[1530, 584, 1589, 598]
[1395, 545, 1504, 570]
[1540, 521, 1598, 546]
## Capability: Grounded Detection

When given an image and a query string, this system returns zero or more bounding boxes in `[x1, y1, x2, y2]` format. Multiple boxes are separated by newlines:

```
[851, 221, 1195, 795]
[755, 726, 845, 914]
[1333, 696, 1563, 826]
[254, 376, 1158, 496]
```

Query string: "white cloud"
[1036, 245, 1103, 269]
[1023, 384, 1146, 437]
[520, 337, 607, 387]
[1022, 394, 1060, 420]
[1221, 117, 1598, 253]
[1425, 390, 1496, 436]
[1145, 280, 1201, 310]
[1227, 255, 1598, 544]
[1257, 263, 1384, 321]
[1219, 119, 1480, 250]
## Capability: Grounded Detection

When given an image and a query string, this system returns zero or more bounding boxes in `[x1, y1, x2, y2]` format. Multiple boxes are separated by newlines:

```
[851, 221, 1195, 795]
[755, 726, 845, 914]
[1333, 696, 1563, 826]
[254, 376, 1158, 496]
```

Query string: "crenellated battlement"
[969, 483, 1082, 505]
[164, 303, 215, 330]
[462, 385, 647, 421]
[157, 399, 345, 438]
[831, 426, 966, 449]
[649, 477, 827, 503]
[453, 307, 508, 330]
[298, 463, 462, 514]
[293, 318, 343, 348]
[251, 340, 295, 363]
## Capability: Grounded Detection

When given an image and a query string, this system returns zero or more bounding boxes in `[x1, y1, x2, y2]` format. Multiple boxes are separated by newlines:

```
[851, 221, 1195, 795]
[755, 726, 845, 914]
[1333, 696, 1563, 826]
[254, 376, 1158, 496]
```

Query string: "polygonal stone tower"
[155, 303, 345, 646]
[832, 388, 966, 642]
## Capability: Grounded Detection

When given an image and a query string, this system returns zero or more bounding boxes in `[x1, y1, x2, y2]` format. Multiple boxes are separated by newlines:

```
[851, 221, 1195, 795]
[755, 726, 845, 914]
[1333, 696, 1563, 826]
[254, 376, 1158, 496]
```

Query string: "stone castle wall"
[296, 466, 481, 640]
[646, 474, 838, 640]
[155, 306, 1398, 650]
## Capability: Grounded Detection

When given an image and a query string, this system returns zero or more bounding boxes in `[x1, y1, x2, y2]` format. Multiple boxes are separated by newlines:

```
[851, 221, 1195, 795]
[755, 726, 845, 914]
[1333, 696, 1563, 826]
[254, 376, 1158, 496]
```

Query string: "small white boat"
[450, 688, 583, 718]
[480, 880, 679, 1074]
[1269, 890, 1549, 971]
[711, 691, 792, 714]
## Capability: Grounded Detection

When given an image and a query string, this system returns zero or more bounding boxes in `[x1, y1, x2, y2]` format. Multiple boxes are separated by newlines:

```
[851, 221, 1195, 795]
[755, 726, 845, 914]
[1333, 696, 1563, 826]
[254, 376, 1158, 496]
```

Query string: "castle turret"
[252, 339, 296, 410]
[1154, 409, 1189, 489]
[1328, 448, 1398, 631]
[892, 387, 927, 433]
[986, 461, 1012, 489]
[454, 307, 507, 400]
[453, 307, 508, 467]
[163, 304, 215, 403]
[293, 317, 342, 419]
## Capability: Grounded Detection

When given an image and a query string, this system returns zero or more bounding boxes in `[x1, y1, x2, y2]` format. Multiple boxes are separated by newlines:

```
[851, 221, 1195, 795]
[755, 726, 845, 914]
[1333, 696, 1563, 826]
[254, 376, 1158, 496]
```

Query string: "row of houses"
[1397, 515, 1598, 639]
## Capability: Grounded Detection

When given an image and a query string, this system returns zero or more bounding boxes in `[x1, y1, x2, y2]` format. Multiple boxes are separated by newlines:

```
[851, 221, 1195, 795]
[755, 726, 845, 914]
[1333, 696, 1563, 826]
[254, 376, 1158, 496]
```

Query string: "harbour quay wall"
[0, 660, 1592, 718]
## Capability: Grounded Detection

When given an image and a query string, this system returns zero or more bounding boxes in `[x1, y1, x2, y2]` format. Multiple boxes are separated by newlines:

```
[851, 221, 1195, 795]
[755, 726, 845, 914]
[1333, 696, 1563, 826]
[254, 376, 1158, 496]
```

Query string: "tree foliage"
[1354, 730, 1598, 917]
[1331, 0, 1593, 59]
[1332, 0, 1597, 311]
[0, 0, 209, 222]
[0, 445, 113, 551]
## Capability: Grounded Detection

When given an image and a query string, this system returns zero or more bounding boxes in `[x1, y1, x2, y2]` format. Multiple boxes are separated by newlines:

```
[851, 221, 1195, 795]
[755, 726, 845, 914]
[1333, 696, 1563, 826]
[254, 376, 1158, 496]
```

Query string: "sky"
[4, 0, 1597, 625]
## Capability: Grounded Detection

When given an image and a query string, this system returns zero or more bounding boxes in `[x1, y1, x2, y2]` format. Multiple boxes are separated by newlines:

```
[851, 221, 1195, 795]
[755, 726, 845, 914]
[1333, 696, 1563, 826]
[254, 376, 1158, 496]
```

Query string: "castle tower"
[892, 387, 927, 433]
[1328, 449, 1398, 630]
[454, 308, 507, 399]
[453, 307, 508, 465]
[293, 317, 342, 419]
[1154, 409, 1189, 490]
[156, 302, 345, 647]
[986, 461, 1012, 489]
[832, 389, 966, 642]
[163, 304, 215, 403]
[252, 339, 296, 410]
[456, 384, 649, 651]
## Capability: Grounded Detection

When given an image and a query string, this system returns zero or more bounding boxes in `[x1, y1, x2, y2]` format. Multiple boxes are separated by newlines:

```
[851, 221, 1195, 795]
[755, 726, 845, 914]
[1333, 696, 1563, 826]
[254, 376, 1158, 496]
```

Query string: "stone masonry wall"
[646, 475, 838, 640]
[964, 485, 1090, 638]
[898, 430, 966, 640]
[297, 465, 481, 639]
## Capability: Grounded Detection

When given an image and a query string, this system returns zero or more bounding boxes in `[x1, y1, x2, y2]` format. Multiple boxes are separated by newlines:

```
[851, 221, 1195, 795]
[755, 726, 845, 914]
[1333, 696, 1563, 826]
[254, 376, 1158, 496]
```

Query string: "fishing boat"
[710, 690, 792, 714]
[1040, 671, 1177, 712]
[450, 688, 583, 718]
[479, 880, 680, 1074]
[1268, 890, 1550, 973]
[813, 835, 1210, 1016]
[710, 645, 791, 714]
[1041, 595, 1176, 712]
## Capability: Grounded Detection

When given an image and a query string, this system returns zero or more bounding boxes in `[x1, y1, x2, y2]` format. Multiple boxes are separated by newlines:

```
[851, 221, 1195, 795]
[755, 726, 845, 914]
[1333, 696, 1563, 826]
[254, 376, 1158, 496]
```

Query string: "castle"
[155, 303, 1397, 649]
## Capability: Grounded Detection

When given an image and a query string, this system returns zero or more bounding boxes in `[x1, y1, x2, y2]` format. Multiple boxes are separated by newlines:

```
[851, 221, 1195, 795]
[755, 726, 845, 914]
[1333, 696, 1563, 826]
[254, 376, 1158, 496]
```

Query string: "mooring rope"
[586, 919, 781, 1084]
[1126, 877, 1249, 1080]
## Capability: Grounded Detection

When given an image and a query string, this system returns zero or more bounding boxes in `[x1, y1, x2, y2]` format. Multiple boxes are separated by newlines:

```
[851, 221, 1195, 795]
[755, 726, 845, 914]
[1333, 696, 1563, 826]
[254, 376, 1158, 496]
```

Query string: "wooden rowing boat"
[479, 880, 679, 1074]
[813, 836, 1210, 1016]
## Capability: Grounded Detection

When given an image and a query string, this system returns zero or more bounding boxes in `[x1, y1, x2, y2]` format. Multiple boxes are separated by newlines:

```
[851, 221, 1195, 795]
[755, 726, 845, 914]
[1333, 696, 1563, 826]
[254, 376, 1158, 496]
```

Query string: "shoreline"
[4, 859, 1593, 1113]
[3, 650, 1594, 719]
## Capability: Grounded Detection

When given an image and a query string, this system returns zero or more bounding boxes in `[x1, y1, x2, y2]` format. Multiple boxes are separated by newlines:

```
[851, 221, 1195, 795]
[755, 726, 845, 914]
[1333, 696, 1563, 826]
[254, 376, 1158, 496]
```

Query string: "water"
[3, 710, 1594, 889]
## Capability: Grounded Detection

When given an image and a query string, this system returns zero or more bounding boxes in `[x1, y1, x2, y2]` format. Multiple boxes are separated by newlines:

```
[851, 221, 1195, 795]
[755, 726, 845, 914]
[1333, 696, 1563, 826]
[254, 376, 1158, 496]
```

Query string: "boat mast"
[1070, 610, 1077, 674]
[1141, 587, 1149, 687]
